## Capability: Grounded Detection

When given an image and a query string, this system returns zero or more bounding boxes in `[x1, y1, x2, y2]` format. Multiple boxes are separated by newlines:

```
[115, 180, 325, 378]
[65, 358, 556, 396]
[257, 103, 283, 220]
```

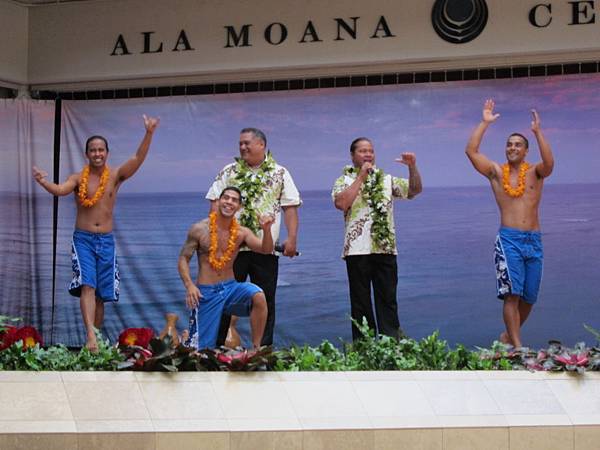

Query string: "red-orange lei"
[78, 165, 109, 207]
[502, 162, 529, 197]
[208, 212, 239, 271]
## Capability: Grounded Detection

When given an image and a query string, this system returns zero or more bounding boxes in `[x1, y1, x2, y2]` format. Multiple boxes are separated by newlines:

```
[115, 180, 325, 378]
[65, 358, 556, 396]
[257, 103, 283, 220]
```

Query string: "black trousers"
[216, 251, 279, 346]
[345, 254, 402, 341]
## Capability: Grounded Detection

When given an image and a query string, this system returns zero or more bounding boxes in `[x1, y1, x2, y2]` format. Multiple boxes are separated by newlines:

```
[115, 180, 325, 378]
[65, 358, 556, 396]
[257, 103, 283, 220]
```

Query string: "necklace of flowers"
[208, 212, 239, 271]
[78, 165, 110, 207]
[502, 162, 529, 197]
[343, 166, 395, 253]
[233, 152, 276, 233]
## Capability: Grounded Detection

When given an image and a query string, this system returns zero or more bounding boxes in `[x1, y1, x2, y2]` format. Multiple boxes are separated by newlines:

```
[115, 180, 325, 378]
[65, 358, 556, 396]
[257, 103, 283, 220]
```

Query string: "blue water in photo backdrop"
[13, 183, 600, 348]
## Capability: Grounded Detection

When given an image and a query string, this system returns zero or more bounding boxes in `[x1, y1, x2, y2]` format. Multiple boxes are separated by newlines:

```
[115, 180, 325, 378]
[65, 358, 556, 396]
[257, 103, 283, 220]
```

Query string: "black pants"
[216, 251, 278, 346]
[345, 254, 402, 341]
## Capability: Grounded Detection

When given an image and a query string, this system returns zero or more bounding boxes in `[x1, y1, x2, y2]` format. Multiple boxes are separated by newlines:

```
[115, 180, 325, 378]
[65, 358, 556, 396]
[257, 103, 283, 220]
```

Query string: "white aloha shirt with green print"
[206, 156, 301, 250]
[332, 167, 409, 257]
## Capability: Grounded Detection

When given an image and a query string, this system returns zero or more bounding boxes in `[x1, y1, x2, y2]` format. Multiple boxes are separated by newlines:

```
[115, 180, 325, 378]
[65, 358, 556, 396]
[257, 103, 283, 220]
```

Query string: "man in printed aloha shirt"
[332, 137, 422, 341]
[206, 128, 301, 346]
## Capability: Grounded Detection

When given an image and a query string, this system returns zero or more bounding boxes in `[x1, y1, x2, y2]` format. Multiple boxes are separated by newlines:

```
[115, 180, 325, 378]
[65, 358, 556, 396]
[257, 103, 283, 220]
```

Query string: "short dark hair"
[219, 186, 243, 203]
[85, 135, 109, 153]
[350, 137, 372, 154]
[240, 127, 267, 147]
[508, 133, 529, 149]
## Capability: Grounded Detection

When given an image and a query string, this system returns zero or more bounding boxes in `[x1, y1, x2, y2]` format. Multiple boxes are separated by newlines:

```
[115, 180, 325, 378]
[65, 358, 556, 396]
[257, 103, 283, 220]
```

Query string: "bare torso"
[489, 163, 544, 231]
[192, 219, 248, 285]
[73, 166, 122, 233]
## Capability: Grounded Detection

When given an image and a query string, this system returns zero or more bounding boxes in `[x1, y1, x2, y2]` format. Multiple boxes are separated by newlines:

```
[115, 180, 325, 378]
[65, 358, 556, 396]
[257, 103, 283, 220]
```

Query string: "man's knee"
[252, 292, 267, 312]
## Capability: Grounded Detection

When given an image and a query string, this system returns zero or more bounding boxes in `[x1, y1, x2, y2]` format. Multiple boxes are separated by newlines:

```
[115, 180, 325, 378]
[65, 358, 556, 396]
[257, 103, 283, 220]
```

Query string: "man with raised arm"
[178, 187, 273, 349]
[332, 137, 422, 341]
[466, 99, 554, 348]
[32, 115, 160, 352]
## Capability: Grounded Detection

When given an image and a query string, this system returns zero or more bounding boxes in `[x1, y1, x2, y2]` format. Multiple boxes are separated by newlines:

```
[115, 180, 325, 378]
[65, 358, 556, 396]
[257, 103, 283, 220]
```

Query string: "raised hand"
[259, 213, 275, 230]
[32, 166, 48, 184]
[531, 109, 541, 133]
[143, 114, 160, 133]
[483, 99, 500, 124]
[395, 152, 417, 167]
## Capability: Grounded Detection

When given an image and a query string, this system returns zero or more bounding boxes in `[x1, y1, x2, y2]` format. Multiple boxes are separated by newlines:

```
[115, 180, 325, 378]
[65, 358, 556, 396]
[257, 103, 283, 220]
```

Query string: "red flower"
[13, 326, 43, 349]
[0, 326, 17, 351]
[118, 328, 154, 348]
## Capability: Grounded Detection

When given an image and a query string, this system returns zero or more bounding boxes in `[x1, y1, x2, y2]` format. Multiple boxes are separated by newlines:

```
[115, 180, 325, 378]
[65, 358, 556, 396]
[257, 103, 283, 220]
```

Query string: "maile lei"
[343, 166, 395, 253]
[233, 152, 276, 233]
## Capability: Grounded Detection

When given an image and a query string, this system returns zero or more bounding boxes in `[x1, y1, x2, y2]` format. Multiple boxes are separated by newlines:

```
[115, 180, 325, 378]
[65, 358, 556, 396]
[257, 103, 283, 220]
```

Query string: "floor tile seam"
[480, 376, 514, 417]
[209, 376, 262, 422]
[508, 424, 575, 450]
[543, 377, 589, 419]
[441, 425, 510, 450]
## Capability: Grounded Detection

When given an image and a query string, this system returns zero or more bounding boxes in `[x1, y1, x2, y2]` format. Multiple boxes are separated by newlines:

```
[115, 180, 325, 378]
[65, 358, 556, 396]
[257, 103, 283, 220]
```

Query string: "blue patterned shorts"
[494, 227, 543, 305]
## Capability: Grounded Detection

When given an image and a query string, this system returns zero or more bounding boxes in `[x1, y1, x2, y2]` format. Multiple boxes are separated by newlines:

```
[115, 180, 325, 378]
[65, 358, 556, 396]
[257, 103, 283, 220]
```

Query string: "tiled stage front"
[0, 370, 599, 449]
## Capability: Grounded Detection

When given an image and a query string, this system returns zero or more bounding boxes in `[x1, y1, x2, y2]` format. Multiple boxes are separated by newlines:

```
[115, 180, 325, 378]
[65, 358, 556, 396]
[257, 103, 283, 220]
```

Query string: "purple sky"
[52, 73, 600, 192]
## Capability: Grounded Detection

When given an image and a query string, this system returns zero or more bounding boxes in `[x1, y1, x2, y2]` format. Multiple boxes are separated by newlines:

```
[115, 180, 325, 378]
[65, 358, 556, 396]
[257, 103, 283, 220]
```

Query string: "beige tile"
[574, 426, 600, 450]
[352, 380, 435, 417]
[547, 378, 600, 415]
[152, 419, 230, 432]
[373, 428, 442, 450]
[509, 426, 573, 450]
[443, 427, 509, 450]
[135, 371, 213, 382]
[300, 416, 373, 430]
[0, 420, 76, 433]
[277, 372, 349, 382]
[476, 370, 544, 380]
[569, 414, 600, 425]
[345, 371, 416, 381]
[0, 371, 62, 382]
[369, 415, 440, 429]
[156, 431, 230, 450]
[414, 371, 480, 380]
[484, 380, 565, 415]
[77, 432, 156, 450]
[0, 433, 78, 450]
[139, 381, 224, 419]
[283, 381, 368, 419]
[230, 430, 302, 450]
[438, 415, 508, 428]
[0, 382, 72, 420]
[303, 429, 374, 450]
[212, 381, 297, 419]
[220, 372, 282, 382]
[228, 417, 302, 431]
[61, 371, 137, 382]
[505, 414, 573, 426]
[65, 381, 150, 420]
[418, 380, 500, 415]
[75, 420, 154, 432]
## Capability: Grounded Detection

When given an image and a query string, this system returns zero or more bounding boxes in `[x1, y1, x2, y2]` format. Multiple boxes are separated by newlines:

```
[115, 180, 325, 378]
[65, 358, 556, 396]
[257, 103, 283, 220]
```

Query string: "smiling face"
[217, 188, 242, 218]
[505, 134, 529, 164]
[239, 131, 266, 167]
[85, 138, 109, 168]
[350, 139, 375, 168]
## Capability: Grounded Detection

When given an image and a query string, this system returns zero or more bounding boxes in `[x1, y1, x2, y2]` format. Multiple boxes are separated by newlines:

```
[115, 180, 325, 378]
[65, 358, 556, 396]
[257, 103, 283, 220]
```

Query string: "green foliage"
[275, 341, 346, 371]
[0, 315, 21, 334]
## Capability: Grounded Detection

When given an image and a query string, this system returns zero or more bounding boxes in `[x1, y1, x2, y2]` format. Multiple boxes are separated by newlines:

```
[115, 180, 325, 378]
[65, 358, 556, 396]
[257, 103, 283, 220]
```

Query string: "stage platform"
[0, 370, 599, 450]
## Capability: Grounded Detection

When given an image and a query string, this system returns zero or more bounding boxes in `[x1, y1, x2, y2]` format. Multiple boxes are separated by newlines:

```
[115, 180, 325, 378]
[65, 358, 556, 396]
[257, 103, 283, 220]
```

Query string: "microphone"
[275, 244, 300, 256]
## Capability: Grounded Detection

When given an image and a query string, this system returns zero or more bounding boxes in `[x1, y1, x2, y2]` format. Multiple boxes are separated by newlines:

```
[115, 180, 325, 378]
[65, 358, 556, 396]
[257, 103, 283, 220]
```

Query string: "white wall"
[11, 0, 600, 89]
[0, 1, 28, 87]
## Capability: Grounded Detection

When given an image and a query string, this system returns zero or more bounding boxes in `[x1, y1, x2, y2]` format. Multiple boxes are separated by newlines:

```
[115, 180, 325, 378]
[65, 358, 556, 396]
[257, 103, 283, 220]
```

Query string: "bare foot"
[499, 331, 511, 345]
[86, 333, 99, 353]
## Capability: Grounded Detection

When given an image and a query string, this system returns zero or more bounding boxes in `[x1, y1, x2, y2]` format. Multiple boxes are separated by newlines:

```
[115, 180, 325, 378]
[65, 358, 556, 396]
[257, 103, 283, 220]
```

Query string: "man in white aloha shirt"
[332, 137, 422, 340]
[206, 128, 301, 346]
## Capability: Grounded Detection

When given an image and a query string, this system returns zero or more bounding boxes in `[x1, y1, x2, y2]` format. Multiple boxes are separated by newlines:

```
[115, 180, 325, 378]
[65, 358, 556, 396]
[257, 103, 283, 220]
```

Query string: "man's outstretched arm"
[531, 109, 554, 178]
[117, 114, 160, 181]
[395, 153, 422, 198]
[32, 166, 78, 196]
[466, 99, 499, 179]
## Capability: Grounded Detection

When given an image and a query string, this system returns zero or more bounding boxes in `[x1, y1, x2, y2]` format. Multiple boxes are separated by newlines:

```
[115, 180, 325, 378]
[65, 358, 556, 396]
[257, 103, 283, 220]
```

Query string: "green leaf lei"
[343, 165, 395, 253]
[233, 152, 276, 233]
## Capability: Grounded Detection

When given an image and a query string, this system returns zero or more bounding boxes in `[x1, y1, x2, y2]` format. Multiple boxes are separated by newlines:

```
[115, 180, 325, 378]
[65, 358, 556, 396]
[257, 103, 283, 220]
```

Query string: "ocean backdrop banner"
[3, 75, 599, 348]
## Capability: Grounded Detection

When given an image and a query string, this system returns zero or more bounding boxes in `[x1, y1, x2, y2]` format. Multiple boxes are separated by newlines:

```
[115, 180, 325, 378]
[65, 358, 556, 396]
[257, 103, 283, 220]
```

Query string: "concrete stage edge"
[1, 370, 599, 449]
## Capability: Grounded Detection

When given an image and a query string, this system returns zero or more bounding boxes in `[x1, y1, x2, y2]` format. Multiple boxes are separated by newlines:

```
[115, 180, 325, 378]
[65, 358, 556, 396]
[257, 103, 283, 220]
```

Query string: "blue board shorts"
[494, 227, 543, 305]
[69, 229, 120, 302]
[186, 279, 263, 349]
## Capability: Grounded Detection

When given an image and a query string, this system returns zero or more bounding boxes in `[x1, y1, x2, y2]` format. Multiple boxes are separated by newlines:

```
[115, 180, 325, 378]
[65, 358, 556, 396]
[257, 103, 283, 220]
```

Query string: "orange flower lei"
[502, 162, 529, 197]
[208, 212, 239, 271]
[78, 165, 110, 207]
